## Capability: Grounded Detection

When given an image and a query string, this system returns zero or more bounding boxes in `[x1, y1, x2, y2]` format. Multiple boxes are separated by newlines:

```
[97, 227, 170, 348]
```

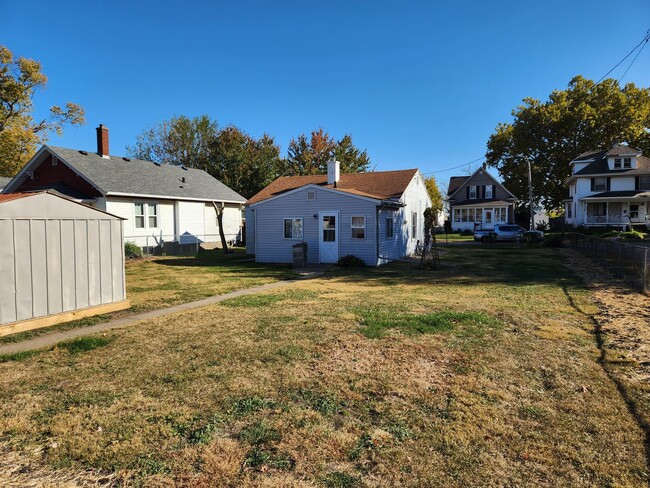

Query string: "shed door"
[319, 212, 339, 263]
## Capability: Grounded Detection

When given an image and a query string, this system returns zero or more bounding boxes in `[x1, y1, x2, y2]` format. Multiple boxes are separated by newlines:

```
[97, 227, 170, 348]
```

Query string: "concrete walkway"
[0, 274, 324, 355]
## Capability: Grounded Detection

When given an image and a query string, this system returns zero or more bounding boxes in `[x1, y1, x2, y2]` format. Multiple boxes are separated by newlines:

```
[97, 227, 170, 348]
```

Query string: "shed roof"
[41, 146, 246, 203]
[246, 169, 419, 205]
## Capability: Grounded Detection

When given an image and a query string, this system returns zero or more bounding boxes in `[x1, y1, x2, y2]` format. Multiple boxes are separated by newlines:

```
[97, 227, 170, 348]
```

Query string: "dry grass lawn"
[0, 246, 647, 486]
[0, 250, 292, 345]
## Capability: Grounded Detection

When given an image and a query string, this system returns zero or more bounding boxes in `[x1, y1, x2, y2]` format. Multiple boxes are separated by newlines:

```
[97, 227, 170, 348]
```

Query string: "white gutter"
[107, 191, 244, 204]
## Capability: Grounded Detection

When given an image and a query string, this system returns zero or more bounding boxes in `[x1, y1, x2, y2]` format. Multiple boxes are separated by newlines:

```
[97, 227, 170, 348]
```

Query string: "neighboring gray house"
[246, 161, 432, 266]
[447, 165, 517, 232]
[2, 125, 247, 248]
[0, 177, 10, 192]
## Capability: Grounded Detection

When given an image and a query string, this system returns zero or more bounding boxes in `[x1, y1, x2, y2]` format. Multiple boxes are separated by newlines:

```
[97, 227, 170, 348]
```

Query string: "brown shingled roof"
[246, 169, 419, 205]
[0, 193, 33, 203]
[447, 176, 469, 196]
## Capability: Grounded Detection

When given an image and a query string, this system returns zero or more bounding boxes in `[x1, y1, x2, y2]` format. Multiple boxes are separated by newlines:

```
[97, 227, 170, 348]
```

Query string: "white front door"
[319, 211, 339, 263]
[484, 210, 493, 228]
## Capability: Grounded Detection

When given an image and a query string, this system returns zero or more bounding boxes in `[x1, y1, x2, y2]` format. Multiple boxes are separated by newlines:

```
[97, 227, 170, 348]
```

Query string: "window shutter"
[492, 185, 496, 198]
[466, 186, 470, 200]
[635, 176, 640, 190]
[590, 178, 595, 191]
[606, 177, 611, 191]
[481, 185, 485, 198]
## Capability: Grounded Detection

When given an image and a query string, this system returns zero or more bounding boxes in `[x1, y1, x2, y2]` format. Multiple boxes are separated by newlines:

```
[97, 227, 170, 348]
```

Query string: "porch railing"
[585, 216, 625, 224]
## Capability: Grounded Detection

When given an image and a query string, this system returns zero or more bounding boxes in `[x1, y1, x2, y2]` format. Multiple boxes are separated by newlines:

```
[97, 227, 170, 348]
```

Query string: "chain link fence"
[124, 233, 243, 257]
[569, 233, 649, 293]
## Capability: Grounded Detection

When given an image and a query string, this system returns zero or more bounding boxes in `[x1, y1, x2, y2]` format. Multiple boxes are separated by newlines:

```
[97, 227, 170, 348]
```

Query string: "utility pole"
[527, 157, 535, 231]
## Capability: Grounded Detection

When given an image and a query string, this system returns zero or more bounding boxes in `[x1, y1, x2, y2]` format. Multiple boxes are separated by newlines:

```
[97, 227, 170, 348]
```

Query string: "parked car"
[474, 225, 544, 243]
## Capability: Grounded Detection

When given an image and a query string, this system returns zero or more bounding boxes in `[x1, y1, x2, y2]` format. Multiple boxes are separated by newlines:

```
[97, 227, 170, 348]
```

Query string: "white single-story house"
[1, 125, 247, 250]
[0, 191, 129, 336]
[447, 165, 517, 232]
[245, 161, 432, 266]
[564, 144, 650, 228]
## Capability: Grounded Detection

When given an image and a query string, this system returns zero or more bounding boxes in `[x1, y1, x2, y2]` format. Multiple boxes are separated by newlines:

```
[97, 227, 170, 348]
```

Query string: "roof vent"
[122, 157, 130, 161]
[181, 177, 186, 183]
[180, 164, 188, 171]
[79, 150, 88, 155]
[153, 161, 162, 166]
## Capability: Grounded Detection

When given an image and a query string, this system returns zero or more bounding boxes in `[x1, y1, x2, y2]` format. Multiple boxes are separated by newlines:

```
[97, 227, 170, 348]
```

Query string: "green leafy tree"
[283, 128, 371, 176]
[211, 126, 281, 198]
[0, 46, 85, 177]
[424, 176, 443, 214]
[486, 75, 650, 210]
[127, 114, 218, 172]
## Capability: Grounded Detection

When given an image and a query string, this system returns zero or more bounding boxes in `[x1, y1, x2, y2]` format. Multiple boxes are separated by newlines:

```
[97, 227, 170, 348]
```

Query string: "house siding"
[448, 169, 515, 232]
[251, 187, 378, 265]
[401, 171, 432, 255]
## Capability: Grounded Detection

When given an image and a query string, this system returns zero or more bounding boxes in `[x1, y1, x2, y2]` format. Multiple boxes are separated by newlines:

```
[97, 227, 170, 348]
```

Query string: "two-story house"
[564, 144, 650, 228]
[447, 165, 517, 232]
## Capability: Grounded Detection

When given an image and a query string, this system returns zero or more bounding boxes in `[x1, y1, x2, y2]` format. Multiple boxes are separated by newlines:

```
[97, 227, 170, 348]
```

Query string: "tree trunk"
[212, 201, 230, 254]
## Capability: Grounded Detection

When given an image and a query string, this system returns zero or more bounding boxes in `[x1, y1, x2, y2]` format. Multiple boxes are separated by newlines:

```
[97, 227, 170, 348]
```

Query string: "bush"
[124, 241, 143, 259]
[620, 230, 645, 240]
[460, 229, 473, 236]
[443, 219, 452, 234]
[542, 234, 565, 247]
[536, 221, 549, 231]
[337, 255, 365, 267]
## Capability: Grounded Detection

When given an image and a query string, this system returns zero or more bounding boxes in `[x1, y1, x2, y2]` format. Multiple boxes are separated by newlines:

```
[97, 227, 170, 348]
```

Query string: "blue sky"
[2, 1, 649, 185]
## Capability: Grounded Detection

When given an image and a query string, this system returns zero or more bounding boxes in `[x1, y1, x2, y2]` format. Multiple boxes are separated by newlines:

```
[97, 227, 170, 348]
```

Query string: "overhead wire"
[422, 156, 486, 176]
[618, 32, 649, 83]
[596, 29, 650, 84]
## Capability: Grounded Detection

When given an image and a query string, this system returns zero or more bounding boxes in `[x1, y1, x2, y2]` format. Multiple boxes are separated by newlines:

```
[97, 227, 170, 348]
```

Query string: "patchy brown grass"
[0, 246, 647, 486]
[0, 251, 292, 345]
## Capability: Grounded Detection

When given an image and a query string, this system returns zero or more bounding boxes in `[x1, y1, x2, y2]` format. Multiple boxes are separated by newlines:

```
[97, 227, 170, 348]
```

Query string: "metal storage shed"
[0, 192, 130, 336]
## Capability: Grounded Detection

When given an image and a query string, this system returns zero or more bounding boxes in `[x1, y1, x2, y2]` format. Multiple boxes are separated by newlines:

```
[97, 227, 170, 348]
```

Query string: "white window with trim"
[614, 158, 622, 169]
[485, 185, 493, 198]
[630, 204, 640, 220]
[469, 186, 477, 199]
[134, 202, 158, 229]
[283, 218, 303, 239]
[475, 208, 483, 222]
[411, 212, 417, 239]
[623, 157, 632, 168]
[386, 217, 394, 238]
[351, 216, 366, 239]
[454, 208, 461, 222]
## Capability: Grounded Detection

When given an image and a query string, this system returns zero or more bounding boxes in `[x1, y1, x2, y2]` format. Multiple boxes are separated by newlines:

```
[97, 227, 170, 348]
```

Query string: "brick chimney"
[96, 124, 110, 158]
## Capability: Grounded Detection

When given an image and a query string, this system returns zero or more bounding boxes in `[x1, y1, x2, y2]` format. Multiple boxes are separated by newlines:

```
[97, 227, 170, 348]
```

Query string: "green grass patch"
[0, 350, 40, 363]
[229, 396, 275, 416]
[321, 471, 361, 487]
[57, 336, 114, 354]
[221, 293, 283, 308]
[243, 446, 296, 471]
[358, 310, 501, 339]
[239, 420, 281, 445]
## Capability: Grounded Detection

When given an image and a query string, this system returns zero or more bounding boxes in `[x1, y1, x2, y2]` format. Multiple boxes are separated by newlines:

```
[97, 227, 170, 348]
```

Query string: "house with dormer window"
[564, 144, 650, 228]
[447, 165, 517, 232]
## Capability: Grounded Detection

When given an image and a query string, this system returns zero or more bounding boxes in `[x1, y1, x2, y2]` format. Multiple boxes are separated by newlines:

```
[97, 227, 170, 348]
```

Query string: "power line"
[619, 32, 649, 83]
[596, 29, 650, 84]
[422, 156, 486, 176]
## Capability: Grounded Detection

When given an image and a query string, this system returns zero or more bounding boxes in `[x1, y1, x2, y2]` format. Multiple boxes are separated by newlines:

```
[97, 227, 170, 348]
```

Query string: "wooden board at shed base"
[0, 300, 131, 337]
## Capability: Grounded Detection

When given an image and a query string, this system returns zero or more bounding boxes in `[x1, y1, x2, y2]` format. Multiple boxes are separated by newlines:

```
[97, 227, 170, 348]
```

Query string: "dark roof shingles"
[47, 146, 246, 202]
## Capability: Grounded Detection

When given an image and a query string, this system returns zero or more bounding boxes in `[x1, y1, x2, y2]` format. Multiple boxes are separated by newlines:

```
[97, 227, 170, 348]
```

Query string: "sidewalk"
[0, 272, 326, 355]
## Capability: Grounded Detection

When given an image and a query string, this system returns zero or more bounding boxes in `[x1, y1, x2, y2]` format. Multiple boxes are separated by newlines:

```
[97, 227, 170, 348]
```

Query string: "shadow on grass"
[320, 245, 586, 291]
